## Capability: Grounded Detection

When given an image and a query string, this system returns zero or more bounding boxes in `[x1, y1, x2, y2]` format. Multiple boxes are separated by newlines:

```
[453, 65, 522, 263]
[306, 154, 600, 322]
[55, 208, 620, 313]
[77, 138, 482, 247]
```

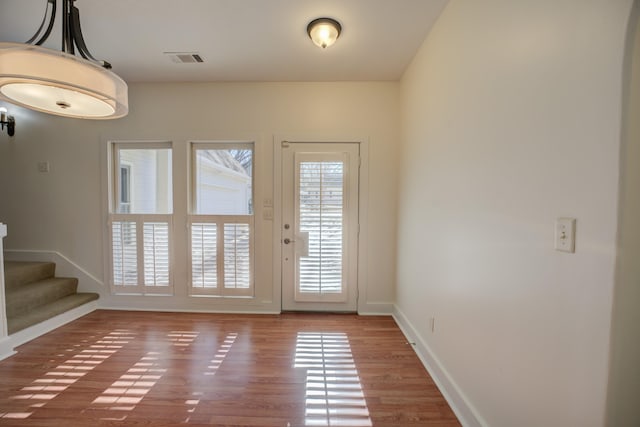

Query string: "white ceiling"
[0, 0, 448, 83]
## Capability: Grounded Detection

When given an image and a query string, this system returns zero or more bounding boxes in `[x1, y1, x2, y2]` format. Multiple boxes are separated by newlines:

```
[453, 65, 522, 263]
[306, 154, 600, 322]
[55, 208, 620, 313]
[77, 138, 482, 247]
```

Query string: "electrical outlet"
[555, 217, 576, 253]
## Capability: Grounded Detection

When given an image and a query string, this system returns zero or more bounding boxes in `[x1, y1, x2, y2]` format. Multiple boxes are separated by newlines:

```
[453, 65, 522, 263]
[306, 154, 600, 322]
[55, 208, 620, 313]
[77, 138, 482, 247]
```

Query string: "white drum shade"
[0, 42, 128, 119]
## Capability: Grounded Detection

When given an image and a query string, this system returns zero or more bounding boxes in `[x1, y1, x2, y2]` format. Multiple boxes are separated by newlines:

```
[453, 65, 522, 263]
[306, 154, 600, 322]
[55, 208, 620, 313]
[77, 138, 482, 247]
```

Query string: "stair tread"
[7, 293, 99, 335]
[5, 277, 79, 318]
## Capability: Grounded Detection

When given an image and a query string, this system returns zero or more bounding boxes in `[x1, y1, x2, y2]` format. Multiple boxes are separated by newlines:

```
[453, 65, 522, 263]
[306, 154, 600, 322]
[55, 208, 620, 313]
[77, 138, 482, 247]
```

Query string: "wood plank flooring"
[0, 310, 460, 426]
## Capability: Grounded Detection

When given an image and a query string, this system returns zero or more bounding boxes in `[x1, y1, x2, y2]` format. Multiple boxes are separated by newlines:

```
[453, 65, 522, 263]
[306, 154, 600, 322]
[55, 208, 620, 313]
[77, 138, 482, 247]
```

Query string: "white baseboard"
[358, 302, 394, 315]
[0, 337, 16, 361]
[392, 305, 486, 427]
[0, 301, 97, 361]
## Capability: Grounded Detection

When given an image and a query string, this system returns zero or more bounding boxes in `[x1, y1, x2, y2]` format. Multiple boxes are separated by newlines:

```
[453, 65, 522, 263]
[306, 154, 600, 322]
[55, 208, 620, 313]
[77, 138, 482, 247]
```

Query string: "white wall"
[607, 1, 640, 425]
[0, 81, 399, 314]
[397, 1, 632, 426]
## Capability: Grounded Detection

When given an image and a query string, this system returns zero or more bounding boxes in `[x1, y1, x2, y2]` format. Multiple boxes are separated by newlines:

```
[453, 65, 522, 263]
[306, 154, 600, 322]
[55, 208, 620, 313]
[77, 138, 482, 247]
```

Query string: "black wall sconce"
[0, 107, 15, 136]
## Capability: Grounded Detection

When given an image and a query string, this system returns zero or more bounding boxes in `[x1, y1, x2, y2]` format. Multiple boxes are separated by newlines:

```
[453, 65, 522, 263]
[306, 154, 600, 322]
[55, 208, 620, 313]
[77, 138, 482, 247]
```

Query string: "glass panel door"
[282, 143, 359, 311]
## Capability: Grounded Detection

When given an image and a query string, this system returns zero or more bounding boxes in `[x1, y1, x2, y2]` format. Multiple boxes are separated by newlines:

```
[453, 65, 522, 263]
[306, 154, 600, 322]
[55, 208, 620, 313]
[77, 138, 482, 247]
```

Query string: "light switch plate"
[37, 161, 50, 173]
[555, 217, 576, 253]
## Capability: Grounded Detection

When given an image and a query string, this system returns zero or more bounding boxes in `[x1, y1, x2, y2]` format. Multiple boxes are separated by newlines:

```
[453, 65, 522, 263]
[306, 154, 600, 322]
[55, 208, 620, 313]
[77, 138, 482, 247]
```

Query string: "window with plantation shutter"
[143, 222, 170, 286]
[293, 157, 349, 302]
[189, 143, 254, 297]
[109, 143, 173, 295]
[297, 161, 344, 296]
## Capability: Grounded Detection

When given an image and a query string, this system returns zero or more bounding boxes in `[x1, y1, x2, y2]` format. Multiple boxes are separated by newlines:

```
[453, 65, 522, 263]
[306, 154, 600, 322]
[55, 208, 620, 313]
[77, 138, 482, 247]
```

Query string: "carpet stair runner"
[4, 261, 98, 334]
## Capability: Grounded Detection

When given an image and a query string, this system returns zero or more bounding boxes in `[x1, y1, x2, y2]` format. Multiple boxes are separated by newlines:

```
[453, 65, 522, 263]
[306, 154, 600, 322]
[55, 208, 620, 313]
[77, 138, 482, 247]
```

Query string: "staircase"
[4, 261, 99, 334]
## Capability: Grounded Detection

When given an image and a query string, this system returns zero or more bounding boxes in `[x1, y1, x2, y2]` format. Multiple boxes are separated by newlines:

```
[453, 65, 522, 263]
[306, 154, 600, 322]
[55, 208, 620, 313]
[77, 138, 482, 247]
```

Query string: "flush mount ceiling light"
[307, 17, 342, 49]
[0, 0, 128, 119]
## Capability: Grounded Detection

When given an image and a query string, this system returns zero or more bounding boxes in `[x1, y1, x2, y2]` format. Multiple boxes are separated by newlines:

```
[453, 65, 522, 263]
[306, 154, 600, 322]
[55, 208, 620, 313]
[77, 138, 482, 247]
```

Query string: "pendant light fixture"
[0, 0, 128, 119]
[307, 18, 342, 49]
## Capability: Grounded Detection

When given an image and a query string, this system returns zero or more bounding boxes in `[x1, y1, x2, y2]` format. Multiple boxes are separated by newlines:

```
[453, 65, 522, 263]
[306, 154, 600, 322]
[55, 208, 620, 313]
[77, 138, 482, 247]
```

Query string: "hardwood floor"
[0, 311, 460, 426]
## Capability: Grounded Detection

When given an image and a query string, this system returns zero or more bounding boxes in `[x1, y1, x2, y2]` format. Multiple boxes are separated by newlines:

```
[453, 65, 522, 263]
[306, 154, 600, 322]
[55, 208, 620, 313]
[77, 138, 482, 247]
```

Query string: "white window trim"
[108, 141, 174, 296]
[189, 141, 255, 297]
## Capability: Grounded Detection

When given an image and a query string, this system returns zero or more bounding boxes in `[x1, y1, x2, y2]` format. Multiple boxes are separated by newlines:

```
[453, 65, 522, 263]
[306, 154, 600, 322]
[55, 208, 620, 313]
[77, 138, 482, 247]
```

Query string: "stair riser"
[7, 293, 99, 335]
[6, 278, 79, 318]
[4, 261, 56, 290]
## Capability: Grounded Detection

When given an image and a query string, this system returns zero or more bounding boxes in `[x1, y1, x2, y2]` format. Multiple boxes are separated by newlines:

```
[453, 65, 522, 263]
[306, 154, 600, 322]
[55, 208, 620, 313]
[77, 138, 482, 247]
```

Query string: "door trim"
[273, 136, 369, 313]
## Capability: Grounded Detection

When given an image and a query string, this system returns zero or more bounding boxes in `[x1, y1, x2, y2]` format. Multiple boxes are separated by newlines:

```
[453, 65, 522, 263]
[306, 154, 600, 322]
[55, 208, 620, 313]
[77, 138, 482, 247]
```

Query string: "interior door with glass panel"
[281, 142, 359, 311]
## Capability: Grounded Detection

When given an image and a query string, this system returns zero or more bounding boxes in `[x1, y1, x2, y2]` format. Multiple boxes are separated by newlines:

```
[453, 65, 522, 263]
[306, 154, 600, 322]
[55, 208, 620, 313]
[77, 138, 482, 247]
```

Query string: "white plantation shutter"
[143, 222, 170, 286]
[191, 223, 218, 289]
[111, 221, 138, 287]
[188, 217, 253, 296]
[224, 223, 251, 289]
[110, 216, 172, 294]
[297, 161, 345, 296]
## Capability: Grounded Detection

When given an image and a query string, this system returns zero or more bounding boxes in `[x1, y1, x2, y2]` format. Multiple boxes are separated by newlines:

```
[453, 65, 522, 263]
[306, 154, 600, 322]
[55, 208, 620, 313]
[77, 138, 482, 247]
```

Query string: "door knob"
[284, 238, 294, 244]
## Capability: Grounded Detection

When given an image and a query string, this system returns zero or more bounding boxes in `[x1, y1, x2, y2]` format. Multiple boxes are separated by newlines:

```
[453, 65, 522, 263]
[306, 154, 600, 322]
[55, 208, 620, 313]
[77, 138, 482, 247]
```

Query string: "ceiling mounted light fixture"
[307, 17, 342, 49]
[0, 0, 128, 119]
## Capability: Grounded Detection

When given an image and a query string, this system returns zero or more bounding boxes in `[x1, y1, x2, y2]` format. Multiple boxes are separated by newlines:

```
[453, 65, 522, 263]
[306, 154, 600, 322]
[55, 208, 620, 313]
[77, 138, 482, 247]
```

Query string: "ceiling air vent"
[164, 52, 204, 63]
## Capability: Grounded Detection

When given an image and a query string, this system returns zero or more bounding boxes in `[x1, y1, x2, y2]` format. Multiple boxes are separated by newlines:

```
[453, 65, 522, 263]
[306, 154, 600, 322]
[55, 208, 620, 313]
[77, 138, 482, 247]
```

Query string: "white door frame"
[273, 136, 369, 313]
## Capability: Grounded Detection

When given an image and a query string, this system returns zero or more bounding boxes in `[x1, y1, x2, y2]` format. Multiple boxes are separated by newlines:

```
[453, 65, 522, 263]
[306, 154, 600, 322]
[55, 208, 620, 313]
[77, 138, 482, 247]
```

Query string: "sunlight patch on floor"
[294, 332, 372, 427]
[183, 332, 238, 423]
[92, 331, 198, 420]
[0, 329, 133, 420]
